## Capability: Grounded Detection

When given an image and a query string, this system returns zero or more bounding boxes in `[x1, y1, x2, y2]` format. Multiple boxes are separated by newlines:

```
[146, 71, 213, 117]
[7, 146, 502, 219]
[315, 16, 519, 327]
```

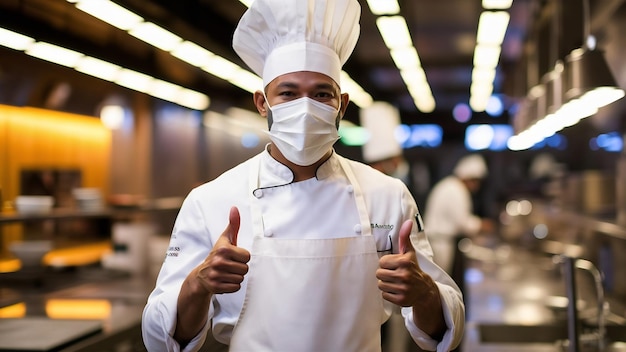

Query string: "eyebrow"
[275, 82, 337, 91]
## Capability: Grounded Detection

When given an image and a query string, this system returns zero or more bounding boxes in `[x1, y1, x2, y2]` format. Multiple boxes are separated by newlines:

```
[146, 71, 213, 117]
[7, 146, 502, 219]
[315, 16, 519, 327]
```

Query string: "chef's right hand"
[197, 206, 250, 294]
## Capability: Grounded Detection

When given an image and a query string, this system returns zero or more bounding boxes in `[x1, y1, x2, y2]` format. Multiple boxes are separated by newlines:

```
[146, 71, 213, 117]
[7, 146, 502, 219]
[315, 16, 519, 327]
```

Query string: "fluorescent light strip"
[75, 56, 121, 81]
[376, 16, 413, 49]
[473, 44, 502, 68]
[369, 0, 436, 112]
[0, 26, 209, 110]
[482, 0, 513, 10]
[400, 69, 435, 113]
[366, 0, 400, 15]
[171, 41, 215, 67]
[201, 55, 241, 81]
[476, 11, 510, 45]
[340, 71, 373, 108]
[74, 0, 143, 31]
[471, 67, 496, 83]
[115, 69, 154, 92]
[25, 42, 84, 67]
[0, 27, 35, 50]
[238, 0, 255, 7]
[128, 22, 182, 51]
[226, 70, 264, 94]
[470, 10, 510, 111]
[68, 0, 371, 109]
[390, 47, 421, 70]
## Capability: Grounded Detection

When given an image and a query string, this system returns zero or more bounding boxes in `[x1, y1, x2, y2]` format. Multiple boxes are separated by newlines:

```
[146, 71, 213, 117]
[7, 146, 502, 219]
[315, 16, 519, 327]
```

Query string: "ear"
[339, 92, 350, 117]
[253, 90, 268, 117]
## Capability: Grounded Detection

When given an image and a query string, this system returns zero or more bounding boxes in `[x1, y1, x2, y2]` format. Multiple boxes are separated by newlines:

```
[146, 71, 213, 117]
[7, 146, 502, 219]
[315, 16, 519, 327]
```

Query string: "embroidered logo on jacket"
[371, 223, 394, 230]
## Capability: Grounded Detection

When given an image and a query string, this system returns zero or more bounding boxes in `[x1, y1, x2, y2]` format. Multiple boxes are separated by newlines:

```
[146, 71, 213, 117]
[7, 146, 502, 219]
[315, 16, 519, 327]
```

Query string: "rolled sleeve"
[142, 286, 213, 352]
[402, 282, 465, 351]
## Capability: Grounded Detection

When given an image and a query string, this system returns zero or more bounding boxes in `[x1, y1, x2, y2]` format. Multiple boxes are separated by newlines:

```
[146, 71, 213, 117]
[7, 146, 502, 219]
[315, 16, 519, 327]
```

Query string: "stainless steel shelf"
[0, 197, 183, 224]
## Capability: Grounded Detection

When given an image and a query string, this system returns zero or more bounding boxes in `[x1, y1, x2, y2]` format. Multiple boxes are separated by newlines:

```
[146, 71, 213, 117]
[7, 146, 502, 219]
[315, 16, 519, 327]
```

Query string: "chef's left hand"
[376, 219, 430, 307]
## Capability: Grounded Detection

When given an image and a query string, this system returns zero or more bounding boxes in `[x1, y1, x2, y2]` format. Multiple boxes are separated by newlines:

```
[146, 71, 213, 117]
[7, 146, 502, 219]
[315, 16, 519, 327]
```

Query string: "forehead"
[266, 71, 340, 92]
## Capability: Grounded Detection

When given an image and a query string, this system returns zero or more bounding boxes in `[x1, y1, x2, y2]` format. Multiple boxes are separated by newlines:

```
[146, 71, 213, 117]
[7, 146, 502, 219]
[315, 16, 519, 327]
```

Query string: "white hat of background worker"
[453, 154, 488, 180]
[232, 0, 361, 88]
[360, 101, 403, 163]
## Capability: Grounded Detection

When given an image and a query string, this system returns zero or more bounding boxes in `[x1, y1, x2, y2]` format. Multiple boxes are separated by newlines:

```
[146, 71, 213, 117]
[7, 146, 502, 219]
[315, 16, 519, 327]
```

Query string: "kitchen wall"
[0, 105, 111, 256]
[0, 105, 111, 204]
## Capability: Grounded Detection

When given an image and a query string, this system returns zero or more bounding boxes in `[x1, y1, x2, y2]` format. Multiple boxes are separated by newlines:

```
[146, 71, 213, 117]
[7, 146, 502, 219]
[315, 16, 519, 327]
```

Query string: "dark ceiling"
[0, 0, 570, 142]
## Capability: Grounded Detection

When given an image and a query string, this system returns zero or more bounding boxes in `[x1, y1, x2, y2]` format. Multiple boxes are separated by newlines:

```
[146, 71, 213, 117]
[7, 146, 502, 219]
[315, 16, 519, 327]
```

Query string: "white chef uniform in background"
[424, 154, 489, 273]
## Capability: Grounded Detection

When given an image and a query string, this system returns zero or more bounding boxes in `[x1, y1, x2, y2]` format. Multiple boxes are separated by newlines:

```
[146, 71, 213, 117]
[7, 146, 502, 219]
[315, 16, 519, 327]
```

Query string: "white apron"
[229, 156, 386, 352]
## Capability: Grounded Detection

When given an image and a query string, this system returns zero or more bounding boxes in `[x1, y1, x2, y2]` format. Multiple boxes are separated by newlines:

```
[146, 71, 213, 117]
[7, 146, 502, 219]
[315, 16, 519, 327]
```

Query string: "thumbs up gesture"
[376, 219, 426, 307]
[196, 206, 251, 294]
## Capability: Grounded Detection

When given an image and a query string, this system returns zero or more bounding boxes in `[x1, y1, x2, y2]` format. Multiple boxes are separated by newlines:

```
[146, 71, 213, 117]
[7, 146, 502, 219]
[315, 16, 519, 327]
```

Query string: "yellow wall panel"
[0, 112, 6, 203]
[0, 105, 112, 256]
[0, 105, 111, 202]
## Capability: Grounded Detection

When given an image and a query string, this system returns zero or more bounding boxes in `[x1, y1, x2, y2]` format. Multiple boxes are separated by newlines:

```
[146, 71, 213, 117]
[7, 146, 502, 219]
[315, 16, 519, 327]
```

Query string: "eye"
[316, 91, 332, 97]
[314, 91, 336, 102]
[276, 90, 301, 102]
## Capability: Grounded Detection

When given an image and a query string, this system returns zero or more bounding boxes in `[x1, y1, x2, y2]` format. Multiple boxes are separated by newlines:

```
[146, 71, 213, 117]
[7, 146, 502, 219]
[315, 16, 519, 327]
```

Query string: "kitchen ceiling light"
[100, 105, 125, 130]
[25, 42, 84, 68]
[171, 41, 216, 67]
[390, 47, 421, 70]
[564, 48, 625, 110]
[226, 69, 263, 94]
[541, 62, 564, 116]
[471, 67, 496, 83]
[473, 45, 502, 69]
[0, 28, 35, 51]
[366, 0, 401, 15]
[476, 11, 510, 46]
[482, 0, 513, 9]
[376, 16, 412, 49]
[114, 69, 154, 93]
[75, 57, 121, 81]
[72, 0, 143, 31]
[129, 22, 183, 52]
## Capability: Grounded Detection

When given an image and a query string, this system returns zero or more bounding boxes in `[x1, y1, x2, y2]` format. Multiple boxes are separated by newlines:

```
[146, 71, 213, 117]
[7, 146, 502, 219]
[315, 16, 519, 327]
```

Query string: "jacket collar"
[258, 145, 342, 189]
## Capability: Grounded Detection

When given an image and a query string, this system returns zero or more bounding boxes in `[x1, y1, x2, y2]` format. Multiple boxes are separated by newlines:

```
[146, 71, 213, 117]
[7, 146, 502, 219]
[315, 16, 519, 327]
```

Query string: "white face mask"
[265, 96, 341, 166]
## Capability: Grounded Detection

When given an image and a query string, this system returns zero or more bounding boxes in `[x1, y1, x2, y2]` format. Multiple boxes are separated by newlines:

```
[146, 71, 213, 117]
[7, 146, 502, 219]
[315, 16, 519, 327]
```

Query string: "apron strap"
[248, 156, 265, 238]
[337, 156, 372, 237]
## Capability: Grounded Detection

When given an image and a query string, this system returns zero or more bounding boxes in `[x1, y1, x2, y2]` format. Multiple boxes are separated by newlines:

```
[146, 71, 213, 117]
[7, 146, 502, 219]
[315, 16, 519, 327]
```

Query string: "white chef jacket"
[424, 176, 481, 240]
[423, 175, 482, 272]
[142, 148, 465, 352]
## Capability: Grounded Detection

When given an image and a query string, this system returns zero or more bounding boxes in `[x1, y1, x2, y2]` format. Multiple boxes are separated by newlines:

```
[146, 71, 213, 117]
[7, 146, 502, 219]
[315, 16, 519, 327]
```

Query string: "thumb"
[224, 206, 240, 246]
[398, 219, 414, 254]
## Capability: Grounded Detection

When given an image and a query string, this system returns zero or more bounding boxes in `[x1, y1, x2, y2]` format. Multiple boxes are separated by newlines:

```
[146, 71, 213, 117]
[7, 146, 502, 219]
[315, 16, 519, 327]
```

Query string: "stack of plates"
[72, 188, 104, 211]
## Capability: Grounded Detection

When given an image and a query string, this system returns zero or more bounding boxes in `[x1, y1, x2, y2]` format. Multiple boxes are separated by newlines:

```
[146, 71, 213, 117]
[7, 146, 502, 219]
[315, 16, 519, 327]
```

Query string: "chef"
[423, 154, 495, 276]
[141, 0, 464, 351]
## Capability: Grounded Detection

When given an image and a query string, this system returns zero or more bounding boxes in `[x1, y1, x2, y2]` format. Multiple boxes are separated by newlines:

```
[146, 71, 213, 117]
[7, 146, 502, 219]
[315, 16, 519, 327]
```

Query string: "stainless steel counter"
[0, 253, 228, 351]
[461, 240, 626, 352]
[0, 267, 150, 351]
[1, 233, 624, 351]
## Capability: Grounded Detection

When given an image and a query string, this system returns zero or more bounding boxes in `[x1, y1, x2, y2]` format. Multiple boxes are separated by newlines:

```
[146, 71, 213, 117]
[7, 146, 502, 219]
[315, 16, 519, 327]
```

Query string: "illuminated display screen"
[590, 132, 623, 152]
[396, 124, 443, 148]
[465, 124, 513, 151]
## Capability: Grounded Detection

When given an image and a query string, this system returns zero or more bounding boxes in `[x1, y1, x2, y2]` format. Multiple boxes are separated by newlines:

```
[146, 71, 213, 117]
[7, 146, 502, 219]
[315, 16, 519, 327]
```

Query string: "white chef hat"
[360, 101, 403, 163]
[232, 0, 361, 88]
[453, 154, 488, 180]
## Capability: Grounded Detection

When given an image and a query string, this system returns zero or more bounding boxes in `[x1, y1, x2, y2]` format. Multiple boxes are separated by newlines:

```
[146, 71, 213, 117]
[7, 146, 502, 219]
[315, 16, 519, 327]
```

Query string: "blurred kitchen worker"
[423, 154, 495, 276]
[361, 101, 415, 352]
[361, 101, 412, 188]
[142, 0, 464, 351]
